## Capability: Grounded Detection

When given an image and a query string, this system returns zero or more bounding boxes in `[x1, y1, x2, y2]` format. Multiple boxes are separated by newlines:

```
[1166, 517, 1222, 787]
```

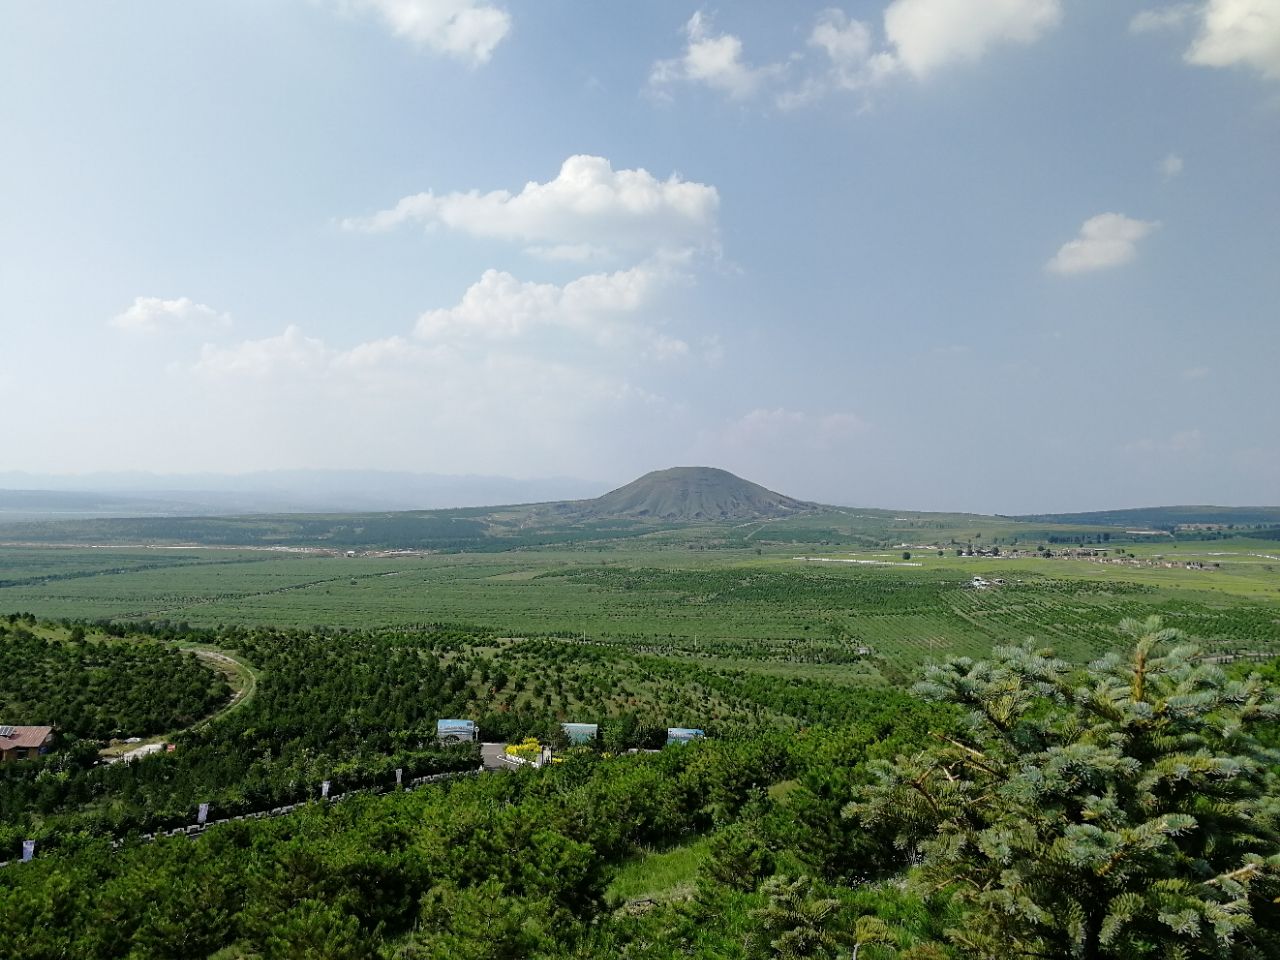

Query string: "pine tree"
[845, 617, 1280, 959]
[748, 876, 907, 959]
[750, 875, 850, 959]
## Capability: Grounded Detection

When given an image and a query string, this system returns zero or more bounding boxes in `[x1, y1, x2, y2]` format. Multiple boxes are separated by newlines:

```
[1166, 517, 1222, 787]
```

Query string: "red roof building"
[0, 726, 54, 762]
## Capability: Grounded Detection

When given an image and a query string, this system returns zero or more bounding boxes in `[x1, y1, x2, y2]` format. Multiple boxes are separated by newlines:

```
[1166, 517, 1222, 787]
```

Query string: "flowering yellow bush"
[505, 737, 541, 761]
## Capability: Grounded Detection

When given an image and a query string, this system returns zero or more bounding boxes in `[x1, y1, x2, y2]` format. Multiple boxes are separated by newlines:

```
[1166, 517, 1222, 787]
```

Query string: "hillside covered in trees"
[0, 616, 228, 740]
[1, 616, 1278, 958]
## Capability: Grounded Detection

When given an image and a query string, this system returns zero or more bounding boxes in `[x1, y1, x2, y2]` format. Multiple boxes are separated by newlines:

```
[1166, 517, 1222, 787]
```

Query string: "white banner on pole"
[395, 768, 403, 786]
[321, 780, 331, 799]
[21, 840, 34, 863]
[197, 803, 209, 825]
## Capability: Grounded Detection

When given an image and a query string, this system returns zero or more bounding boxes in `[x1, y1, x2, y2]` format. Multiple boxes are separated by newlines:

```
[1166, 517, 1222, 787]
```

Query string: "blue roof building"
[561, 722, 599, 745]
[666, 727, 705, 746]
[437, 719, 477, 742]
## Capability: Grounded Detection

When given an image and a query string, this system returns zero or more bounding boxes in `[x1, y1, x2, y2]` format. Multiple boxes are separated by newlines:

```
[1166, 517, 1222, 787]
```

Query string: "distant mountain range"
[1012, 505, 1280, 529]
[0, 465, 1275, 550]
[0, 466, 820, 549]
[0, 470, 608, 520]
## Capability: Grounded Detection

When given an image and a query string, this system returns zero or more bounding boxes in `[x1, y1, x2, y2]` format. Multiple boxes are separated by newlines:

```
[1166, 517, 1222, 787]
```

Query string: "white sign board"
[197, 803, 209, 825]
[21, 840, 35, 863]
[321, 780, 331, 799]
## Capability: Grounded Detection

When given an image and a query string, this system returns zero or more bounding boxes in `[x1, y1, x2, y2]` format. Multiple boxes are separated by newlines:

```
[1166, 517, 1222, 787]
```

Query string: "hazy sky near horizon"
[2, 0, 1277, 513]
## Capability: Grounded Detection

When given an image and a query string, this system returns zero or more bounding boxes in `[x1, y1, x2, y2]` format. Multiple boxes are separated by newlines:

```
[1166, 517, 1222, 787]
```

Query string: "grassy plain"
[1, 532, 1276, 683]
[0, 501, 1147, 552]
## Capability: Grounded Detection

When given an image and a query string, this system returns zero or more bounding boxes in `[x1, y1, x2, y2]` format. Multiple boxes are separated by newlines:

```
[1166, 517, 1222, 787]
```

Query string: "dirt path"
[100, 645, 258, 761]
[189, 647, 257, 727]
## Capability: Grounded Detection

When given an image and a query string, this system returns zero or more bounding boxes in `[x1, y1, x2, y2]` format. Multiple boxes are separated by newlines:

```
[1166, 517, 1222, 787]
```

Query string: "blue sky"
[1, 0, 1277, 512]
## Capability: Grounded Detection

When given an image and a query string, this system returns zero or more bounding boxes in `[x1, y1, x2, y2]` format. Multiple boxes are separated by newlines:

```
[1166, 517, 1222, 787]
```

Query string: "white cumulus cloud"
[354, 0, 510, 64]
[413, 263, 686, 357]
[882, 0, 1063, 77]
[658, 3, 1064, 109]
[1186, 0, 1280, 79]
[111, 297, 231, 335]
[805, 8, 901, 95]
[1046, 213, 1160, 275]
[649, 12, 785, 101]
[344, 155, 719, 261]
[1131, 2, 1280, 81]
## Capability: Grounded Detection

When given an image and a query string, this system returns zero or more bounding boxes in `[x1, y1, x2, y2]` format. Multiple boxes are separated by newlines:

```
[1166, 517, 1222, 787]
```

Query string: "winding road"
[101, 645, 258, 762]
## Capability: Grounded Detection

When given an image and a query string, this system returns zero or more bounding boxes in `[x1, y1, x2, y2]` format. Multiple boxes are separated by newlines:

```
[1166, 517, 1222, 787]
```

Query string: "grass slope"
[606, 836, 712, 907]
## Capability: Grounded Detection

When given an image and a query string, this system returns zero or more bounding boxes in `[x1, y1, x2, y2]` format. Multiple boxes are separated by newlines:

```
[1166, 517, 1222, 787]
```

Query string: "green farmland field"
[2, 526, 1279, 960]
[2, 539, 1276, 681]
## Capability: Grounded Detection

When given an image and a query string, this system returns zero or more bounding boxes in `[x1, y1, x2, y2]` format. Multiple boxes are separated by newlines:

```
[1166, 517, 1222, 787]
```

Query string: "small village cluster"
[893, 542, 1224, 571]
[436, 717, 705, 768]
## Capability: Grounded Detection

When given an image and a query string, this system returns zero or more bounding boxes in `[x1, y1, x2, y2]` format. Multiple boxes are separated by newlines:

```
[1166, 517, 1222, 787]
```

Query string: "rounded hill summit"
[577, 467, 814, 522]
